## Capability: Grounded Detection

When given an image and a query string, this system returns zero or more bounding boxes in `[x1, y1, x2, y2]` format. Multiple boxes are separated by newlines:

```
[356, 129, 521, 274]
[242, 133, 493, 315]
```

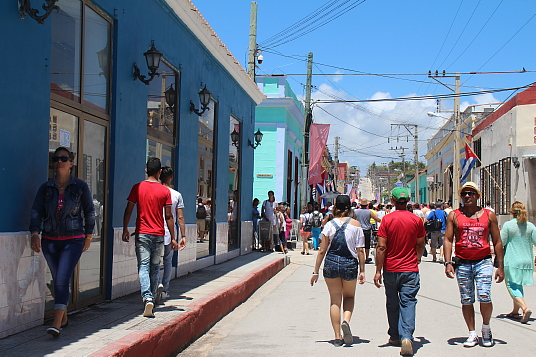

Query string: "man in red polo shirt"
[374, 187, 426, 356]
[122, 157, 178, 318]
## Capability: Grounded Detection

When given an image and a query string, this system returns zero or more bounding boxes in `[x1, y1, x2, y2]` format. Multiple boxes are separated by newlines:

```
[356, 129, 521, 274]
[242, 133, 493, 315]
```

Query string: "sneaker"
[400, 339, 413, 356]
[143, 299, 155, 318]
[481, 329, 493, 347]
[463, 333, 478, 347]
[46, 327, 60, 338]
[341, 321, 353, 345]
[161, 291, 170, 300]
[155, 284, 164, 305]
[333, 339, 344, 347]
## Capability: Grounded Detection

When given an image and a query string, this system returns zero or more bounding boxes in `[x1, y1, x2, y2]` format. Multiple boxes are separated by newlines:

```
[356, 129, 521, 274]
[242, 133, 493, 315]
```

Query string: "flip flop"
[505, 312, 521, 319]
[521, 309, 532, 324]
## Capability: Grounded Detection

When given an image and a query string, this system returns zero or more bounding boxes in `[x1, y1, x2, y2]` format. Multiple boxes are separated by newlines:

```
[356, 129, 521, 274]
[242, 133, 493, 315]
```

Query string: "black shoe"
[341, 321, 353, 345]
[47, 327, 60, 338]
[333, 339, 344, 347]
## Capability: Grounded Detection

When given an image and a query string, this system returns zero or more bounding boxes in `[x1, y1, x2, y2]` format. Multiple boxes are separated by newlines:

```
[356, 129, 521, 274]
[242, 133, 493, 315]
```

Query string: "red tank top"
[454, 209, 491, 260]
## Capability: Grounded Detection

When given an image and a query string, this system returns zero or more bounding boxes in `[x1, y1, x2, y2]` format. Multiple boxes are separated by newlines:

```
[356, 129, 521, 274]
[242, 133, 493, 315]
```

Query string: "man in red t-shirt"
[122, 157, 177, 318]
[374, 187, 426, 356]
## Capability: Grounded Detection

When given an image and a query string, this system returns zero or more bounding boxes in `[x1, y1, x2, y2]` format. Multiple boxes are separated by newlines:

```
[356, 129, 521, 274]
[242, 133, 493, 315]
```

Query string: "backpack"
[312, 212, 322, 228]
[196, 204, 207, 219]
[303, 214, 312, 232]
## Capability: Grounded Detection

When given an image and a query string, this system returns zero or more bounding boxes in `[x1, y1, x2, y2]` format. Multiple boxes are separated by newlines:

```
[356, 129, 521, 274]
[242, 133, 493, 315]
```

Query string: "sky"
[191, 0, 536, 172]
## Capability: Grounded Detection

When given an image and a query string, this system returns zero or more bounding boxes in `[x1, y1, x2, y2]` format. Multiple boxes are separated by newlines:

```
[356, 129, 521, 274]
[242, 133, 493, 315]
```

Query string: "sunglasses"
[461, 191, 477, 197]
[52, 156, 71, 163]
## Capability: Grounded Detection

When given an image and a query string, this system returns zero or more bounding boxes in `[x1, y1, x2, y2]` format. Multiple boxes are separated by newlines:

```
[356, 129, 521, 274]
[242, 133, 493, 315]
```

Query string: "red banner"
[308, 124, 330, 185]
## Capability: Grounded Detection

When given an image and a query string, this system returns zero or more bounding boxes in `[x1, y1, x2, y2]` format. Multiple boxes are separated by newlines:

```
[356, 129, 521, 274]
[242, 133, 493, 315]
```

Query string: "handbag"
[424, 211, 443, 232]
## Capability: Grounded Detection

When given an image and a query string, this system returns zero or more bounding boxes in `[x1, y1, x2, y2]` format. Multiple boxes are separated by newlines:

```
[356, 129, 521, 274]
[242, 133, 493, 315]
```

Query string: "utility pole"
[428, 71, 461, 208]
[301, 52, 313, 209]
[247, 2, 257, 79]
[390, 123, 418, 201]
[334, 136, 339, 190]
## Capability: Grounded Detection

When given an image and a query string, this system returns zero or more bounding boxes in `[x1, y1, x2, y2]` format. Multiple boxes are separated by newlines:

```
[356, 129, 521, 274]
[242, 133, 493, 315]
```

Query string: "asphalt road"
[180, 248, 536, 356]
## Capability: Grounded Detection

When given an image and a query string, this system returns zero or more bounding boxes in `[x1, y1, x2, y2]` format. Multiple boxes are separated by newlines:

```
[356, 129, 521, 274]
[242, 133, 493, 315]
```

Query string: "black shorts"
[363, 229, 372, 250]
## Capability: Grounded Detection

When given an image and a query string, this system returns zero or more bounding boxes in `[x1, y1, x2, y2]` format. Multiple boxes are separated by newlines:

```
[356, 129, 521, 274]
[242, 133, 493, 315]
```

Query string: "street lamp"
[190, 85, 212, 116]
[427, 112, 450, 120]
[248, 129, 263, 149]
[133, 41, 163, 85]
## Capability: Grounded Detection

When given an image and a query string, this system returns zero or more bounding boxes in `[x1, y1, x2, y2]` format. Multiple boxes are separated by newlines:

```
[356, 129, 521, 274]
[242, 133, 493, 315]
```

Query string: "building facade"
[0, 0, 263, 338]
[253, 75, 304, 217]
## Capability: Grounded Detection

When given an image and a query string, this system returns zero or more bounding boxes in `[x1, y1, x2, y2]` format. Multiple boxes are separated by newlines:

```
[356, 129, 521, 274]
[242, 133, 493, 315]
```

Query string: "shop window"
[228, 116, 241, 250]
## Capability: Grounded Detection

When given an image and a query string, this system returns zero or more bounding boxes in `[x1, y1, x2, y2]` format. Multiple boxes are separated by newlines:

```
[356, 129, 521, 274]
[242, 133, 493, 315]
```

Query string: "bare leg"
[341, 279, 357, 323]
[430, 248, 437, 261]
[325, 277, 343, 340]
[302, 234, 309, 254]
[513, 297, 527, 313]
[462, 304, 476, 331]
[51, 309, 65, 330]
[365, 248, 370, 261]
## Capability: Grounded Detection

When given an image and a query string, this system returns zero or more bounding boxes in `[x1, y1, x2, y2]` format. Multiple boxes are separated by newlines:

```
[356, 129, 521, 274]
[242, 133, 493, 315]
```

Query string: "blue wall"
[1, 0, 258, 233]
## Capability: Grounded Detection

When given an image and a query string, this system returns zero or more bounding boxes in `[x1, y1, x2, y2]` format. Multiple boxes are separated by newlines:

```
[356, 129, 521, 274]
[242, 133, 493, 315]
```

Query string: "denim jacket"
[30, 175, 95, 238]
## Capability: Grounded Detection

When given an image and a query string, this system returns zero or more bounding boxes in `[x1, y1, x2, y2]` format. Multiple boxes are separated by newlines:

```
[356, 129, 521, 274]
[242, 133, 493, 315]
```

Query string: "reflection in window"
[197, 100, 216, 258]
[228, 117, 241, 250]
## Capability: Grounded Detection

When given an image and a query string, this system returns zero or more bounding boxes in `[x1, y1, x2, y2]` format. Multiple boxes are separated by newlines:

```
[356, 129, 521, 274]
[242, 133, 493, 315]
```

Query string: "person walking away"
[500, 201, 535, 323]
[284, 207, 293, 248]
[261, 190, 278, 252]
[412, 203, 425, 223]
[275, 204, 287, 253]
[373, 187, 426, 356]
[157, 167, 186, 302]
[122, 157, 178, 318]
[443, 182, 504, 348]
[311, 195, 365, 347]
[421, 203, 430, 217]
[252, 198, 260, 249]
[311, 204, 324, 250]
[300, 205, 313, 255]
[30, 147, 95, 337]
[426, 203, 447, 262]
[354, 199, 381, 263]
[196, 198, 207, 242]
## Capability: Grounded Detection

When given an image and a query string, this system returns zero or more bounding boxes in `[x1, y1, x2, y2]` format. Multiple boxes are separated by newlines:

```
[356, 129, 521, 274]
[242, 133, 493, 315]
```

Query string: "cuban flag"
[316, 183, 327, 208]
[460, 143, 478, 184]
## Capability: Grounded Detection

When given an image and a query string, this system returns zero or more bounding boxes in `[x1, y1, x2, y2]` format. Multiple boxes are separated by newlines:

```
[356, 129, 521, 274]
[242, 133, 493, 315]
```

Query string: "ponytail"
[510, 201, 527, 223]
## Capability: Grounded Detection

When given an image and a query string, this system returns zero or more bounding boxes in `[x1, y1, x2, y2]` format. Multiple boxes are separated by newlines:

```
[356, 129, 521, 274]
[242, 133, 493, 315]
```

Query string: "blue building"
[0, 0, 263, 337]
[253, 75, 304, 217]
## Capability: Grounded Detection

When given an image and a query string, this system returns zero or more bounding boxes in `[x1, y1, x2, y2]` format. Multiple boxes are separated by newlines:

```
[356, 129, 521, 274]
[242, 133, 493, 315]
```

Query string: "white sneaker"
[143, 300, 154, 318]
[161, 291, 170, 300]
[463, 333, 478, 347]
[481, 329, 493, 347]
[155, 284, 164, 305]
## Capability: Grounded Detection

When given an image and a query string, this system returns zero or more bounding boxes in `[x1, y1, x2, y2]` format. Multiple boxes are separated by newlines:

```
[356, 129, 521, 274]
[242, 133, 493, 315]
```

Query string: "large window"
[197, 99, 217, 258]
[480, 158, 511, 215]
[228, 116, 241, 250]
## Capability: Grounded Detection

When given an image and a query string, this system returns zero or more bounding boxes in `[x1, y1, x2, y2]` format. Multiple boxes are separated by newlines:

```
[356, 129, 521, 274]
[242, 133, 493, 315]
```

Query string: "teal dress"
[500, 218, 536, 286]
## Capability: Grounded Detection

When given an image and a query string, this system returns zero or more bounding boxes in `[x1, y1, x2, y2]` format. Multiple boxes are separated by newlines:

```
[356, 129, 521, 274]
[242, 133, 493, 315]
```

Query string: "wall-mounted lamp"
[134, 41, 163, 85]
[190, 85, 212, 116]
[230, 129, 240, 147]
[512, 156, 520, 169]
[19, 0, 59, 24]
[248, 129, 263, 149]
[164, 84, 176, 113]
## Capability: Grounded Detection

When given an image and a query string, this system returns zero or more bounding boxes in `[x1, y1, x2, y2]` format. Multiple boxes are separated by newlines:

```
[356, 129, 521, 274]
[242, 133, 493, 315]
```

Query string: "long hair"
[333, 206, 353, 218]
[510, 201, 527, 223]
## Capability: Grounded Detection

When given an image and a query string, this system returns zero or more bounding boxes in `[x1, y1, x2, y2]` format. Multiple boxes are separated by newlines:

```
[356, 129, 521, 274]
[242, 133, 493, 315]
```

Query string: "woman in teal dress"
[501, 201, 536, 323]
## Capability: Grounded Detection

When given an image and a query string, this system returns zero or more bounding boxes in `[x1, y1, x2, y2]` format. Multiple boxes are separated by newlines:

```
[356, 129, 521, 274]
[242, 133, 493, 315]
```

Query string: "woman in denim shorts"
[311, 195, 365, 347]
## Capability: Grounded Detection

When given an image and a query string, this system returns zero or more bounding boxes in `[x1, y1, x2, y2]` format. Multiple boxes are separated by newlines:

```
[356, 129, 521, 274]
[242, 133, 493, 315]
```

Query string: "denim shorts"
[456, 257, 493, 305]
[323, 254, 358, 281]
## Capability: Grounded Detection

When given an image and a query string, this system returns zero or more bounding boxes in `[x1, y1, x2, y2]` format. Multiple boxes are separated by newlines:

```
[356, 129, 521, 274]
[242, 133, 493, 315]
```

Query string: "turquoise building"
[254, 75, 304, 218]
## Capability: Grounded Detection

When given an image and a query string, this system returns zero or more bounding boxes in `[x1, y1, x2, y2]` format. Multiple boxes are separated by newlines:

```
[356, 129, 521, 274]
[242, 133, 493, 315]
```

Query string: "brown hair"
[510, 201, 527, 223]
[54, 147, 75, 161]
[333, 206, 353, 218]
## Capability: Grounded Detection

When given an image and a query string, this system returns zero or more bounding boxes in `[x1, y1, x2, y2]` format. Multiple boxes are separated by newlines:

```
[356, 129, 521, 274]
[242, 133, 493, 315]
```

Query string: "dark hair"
[146, 157, 162, 176]
[268, 190, 274, 195]
[253, 198, 259, 205]
[351, 201, 357, 207]
[160, 166, 173, 183]
[435, 203, 443, 209]
[198, 197, 203, 204]
[54, 146, 75, 161]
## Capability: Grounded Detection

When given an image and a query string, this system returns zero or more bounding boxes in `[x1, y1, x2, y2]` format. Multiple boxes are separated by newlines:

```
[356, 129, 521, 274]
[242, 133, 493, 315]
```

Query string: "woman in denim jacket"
[29, 147, 95, 338]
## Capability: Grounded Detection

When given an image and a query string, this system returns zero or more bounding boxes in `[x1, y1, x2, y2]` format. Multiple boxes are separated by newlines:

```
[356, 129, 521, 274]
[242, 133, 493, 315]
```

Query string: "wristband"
[444, 261, 454, 267]
[312, 272, 319, 275]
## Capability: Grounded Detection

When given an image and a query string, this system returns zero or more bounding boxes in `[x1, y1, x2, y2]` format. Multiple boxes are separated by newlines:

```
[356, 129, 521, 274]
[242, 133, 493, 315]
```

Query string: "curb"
[89, 255, 285, 357]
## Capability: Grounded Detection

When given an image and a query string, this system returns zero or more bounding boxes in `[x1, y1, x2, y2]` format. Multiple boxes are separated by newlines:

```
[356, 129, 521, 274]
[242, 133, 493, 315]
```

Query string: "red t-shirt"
[377, 210, 426, 272]
[127, 180, 172, 236]
[454, 209, 491, 260]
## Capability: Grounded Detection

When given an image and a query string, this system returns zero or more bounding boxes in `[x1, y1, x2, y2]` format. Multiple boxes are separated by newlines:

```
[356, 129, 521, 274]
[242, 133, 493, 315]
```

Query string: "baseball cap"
[336, 195, 351, 210]
[458, 181, 482, 197]
[391, 187, 410, 202]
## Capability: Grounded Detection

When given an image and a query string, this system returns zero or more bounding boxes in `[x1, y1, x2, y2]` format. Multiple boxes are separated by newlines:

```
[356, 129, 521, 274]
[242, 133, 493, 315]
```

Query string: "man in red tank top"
[444, 182, 504, 348]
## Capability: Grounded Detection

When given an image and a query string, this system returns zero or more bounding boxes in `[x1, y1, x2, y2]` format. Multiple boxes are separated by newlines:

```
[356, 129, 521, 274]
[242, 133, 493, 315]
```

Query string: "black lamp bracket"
[248, 139, 260, 149]
[190, 101, 209, 116]
[19, 0, 59, 24]
[134, 63, 160, 85]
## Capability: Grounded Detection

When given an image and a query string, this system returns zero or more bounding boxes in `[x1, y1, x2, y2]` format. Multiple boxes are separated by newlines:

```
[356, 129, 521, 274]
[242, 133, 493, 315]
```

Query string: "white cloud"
[332, 70, 343, 83]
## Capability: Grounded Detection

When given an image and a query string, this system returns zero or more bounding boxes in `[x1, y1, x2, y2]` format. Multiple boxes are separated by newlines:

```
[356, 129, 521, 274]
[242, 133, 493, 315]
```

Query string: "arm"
[165, 205, 178, 251]
[81, 181, 95, 252]
[416, 236, 425, 263]
[443, 211, 455, 278]
[176, 207, 186, 251]
[310, 233, 330, 286]
[371, 210, 381, 223]
[373, 236, 387, 287]
[261, 202, 266, 219]
[488, 211, 504, 283]
[29, 184, 46, 253]
[122, 201, 135, 242]
[357, 247, 366, 284]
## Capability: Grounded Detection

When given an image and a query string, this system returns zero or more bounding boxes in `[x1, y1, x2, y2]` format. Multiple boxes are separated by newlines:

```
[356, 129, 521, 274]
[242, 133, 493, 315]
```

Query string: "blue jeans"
[456, 258, 493, 305]
[383, 271, 420, 341]
[159, 244, 173, 292]
[41, 237, 85, 310]
[312, 227, 321, 249]
[135, 234, 164, 302]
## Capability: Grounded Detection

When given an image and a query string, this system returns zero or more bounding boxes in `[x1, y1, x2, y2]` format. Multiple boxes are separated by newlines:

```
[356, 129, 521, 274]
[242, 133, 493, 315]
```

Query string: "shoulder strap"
[331, 219, 340, 230]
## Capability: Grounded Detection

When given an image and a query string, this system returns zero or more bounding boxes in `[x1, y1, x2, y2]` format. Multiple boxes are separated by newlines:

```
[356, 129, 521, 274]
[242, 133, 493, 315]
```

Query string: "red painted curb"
[89, 256, 284, 357]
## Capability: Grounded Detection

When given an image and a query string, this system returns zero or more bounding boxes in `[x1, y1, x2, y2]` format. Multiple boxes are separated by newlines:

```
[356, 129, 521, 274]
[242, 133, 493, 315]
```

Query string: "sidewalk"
[0, 252, 289, 357]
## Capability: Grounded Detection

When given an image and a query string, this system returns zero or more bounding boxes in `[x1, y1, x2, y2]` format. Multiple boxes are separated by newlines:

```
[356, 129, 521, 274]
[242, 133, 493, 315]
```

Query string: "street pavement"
[180, 244, 536, 357]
